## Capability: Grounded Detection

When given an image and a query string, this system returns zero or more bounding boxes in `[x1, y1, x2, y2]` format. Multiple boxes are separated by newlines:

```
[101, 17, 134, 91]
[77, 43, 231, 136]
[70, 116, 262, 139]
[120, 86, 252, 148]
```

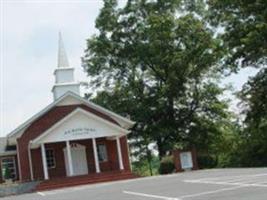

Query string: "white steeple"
[52, 33, 80, 100]
[57, 32, 69, 68]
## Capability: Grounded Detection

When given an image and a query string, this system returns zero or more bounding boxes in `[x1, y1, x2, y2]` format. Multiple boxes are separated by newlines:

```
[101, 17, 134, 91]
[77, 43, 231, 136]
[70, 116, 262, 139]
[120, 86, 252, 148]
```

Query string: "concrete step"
[36, 171, 137, 191]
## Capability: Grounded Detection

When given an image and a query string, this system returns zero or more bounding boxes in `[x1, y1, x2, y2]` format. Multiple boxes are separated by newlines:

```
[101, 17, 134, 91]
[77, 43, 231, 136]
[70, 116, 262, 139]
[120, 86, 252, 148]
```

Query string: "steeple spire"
[52, 32, 80, 100]
[57, 32, 69, 68]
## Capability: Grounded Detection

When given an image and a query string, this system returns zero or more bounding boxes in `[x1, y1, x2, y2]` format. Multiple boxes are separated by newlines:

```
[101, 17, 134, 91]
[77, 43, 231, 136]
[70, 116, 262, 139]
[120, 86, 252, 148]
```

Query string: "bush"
[4, 167, 11, 180]
[132, 156, 160, 177]
[197, 154, 217, 169]
[158, 156, 175, 174]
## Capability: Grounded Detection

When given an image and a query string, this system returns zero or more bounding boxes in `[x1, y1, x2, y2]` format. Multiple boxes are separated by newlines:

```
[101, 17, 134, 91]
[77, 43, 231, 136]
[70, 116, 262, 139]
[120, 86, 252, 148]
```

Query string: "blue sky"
[0, 0, 257, 137]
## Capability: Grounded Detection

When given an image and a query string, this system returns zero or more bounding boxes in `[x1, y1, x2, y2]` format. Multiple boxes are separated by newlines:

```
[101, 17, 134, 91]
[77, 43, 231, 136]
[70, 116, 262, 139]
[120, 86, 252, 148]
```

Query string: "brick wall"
[17, 104, 123, 182]
[31, 148, 44, 180]
[30, 137, 131, 180]
[120, 136, 131, 171]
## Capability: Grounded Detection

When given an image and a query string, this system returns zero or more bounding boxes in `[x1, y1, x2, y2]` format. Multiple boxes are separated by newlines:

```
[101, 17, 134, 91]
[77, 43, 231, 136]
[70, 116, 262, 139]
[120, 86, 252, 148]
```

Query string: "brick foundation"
[36, 170, 137, 191]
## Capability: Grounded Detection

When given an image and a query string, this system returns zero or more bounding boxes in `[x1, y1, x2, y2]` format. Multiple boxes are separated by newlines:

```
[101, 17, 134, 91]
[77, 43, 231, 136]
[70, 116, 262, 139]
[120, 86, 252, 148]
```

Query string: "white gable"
[57, 95, 83, 106]
[32, 108, 129, 147]
[8, 92, 135, 146]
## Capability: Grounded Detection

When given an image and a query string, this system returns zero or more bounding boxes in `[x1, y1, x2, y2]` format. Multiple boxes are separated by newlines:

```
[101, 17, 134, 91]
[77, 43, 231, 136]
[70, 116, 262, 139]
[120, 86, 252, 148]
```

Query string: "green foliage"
[83, 0, 230, 161]
[132, 155, 160, 177]
[82, 0, 267, 170]
[215, 123, 243, 168]
[206, 69, 267, 168]
[197, 154, 217, 169]
[207, 0, 267, 70]
[205, 0, 267, 167]
[240, 68, 267, 127]
[158, 156, 175, 174]
[236, 68, 267, 167]
[4, 167, 11, 180]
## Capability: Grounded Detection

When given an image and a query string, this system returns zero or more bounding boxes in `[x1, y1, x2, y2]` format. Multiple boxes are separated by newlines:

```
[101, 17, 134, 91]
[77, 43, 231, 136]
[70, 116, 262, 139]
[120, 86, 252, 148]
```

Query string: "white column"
[116, 136, 124, 170]
[66, 141, 74, 176]
[92, 138, 100, 173]
[41, 143, 49, 180]
[28, 141, 34, 181]
[16, 144, 22, 181]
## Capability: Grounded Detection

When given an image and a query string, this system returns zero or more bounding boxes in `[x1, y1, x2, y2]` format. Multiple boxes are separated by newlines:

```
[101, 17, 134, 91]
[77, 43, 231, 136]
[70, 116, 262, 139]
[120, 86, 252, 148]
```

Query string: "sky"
[0, 0, 257, 137]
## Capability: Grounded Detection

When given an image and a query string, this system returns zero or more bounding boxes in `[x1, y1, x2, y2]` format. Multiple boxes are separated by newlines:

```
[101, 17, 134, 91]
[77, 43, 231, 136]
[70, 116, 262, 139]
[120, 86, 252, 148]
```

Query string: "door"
[64, 143, 88, 176]
[180, 151, 193, 170]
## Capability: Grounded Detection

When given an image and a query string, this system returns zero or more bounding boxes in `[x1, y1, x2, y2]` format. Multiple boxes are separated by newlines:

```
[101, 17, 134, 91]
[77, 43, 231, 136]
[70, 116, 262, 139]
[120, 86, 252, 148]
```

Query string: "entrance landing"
[36, 170, 137, 191]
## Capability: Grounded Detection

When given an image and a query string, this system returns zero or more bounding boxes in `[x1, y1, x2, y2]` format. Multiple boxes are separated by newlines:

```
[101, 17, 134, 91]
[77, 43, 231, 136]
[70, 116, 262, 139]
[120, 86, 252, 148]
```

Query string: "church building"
[0, 34, 135, 189]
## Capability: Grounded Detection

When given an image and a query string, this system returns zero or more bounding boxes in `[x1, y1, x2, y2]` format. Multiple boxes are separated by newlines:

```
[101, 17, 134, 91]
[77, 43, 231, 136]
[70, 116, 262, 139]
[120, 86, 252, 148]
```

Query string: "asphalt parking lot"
[2, 168, 267, 200]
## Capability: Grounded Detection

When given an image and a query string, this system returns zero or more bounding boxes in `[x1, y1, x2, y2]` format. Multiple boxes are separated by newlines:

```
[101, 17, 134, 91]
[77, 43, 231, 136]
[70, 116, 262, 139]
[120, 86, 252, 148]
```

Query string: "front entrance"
[63, 143, 88, 176]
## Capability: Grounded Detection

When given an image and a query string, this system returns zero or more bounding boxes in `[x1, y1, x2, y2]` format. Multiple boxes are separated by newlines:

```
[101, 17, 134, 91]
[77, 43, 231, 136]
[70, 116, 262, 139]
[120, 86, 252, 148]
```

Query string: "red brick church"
[0, 34, 135, 188]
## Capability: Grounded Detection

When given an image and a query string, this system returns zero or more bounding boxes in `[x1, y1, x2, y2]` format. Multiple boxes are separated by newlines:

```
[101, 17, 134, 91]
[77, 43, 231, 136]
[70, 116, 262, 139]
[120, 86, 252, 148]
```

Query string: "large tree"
[208, 0, 267, 70]
[207, 0, 267, 166]
[82, 0, 229, 160]
[236, 68, 267, 166]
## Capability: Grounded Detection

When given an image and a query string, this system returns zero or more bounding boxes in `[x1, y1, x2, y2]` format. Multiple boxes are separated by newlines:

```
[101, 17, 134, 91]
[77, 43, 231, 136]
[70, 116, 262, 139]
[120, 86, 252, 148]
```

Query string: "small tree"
[4, 167, 11, 180]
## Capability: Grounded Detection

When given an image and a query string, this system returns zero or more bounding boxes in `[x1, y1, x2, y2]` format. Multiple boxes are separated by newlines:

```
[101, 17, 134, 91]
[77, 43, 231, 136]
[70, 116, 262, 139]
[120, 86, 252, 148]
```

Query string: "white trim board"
[7, 92, 135, 144]
[31, 108, 130, 146]
[0, 151, 17, 157]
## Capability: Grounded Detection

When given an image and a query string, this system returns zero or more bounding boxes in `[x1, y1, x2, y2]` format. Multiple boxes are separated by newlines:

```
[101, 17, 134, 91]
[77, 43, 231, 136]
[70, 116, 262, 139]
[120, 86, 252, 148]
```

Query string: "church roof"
[0, 137, 16, 156]
[0, 137, 7, 155]
[7, 92, 135, 144]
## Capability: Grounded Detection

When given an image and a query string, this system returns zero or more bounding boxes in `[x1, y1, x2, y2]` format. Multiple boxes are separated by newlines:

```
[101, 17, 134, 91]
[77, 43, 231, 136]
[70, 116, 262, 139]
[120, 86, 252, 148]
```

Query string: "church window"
[1, 157, 17, 180]
[97, 144, 108, 162]
[46, 149, 56, 168]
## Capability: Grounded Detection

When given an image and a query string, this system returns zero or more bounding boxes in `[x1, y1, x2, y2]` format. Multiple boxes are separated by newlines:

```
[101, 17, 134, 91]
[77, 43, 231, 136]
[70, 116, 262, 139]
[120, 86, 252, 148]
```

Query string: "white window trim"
[45, 149, 56, 169]
[1, 157, 17, 180]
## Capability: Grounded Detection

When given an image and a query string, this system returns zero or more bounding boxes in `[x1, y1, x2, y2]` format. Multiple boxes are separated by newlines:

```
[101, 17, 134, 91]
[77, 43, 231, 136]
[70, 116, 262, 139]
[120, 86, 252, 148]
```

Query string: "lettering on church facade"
[64, 127, 97, 136]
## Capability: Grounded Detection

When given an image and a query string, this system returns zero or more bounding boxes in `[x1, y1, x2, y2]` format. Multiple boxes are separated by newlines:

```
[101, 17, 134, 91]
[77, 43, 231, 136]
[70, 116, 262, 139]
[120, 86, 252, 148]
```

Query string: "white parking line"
[123, 185, 249, 200]
[184, 173, 267, 188]
[36, 171, 267, 198]
[191, 173, 267, 182]
[179, 185, 246, 199]
[185, 179, 267, 187]
[36, 192, 45, 196]
[123, 191, 180, 200]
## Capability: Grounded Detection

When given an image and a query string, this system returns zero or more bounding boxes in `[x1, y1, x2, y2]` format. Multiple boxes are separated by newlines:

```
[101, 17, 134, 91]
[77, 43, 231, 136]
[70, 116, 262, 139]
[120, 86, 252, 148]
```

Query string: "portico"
[36, 136, 125, 180]
[27, 108, 129, 181]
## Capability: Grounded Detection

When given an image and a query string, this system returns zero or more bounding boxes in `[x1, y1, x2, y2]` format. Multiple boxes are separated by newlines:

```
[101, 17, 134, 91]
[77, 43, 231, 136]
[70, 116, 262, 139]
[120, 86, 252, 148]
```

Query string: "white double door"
[63, 143, 88, 176]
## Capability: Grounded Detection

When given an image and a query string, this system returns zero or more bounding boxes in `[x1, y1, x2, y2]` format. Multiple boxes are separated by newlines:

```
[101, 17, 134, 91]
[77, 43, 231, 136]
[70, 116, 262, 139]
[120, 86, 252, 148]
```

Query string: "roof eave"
[7, 91, 135, 139]
[6, 92, 72, 138]
[0, 151, 17, 157]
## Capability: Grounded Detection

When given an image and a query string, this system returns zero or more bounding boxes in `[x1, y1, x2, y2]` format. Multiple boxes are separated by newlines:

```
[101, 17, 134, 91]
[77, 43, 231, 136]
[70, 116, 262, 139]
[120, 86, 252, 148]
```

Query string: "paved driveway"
[3, 168, 267, 200]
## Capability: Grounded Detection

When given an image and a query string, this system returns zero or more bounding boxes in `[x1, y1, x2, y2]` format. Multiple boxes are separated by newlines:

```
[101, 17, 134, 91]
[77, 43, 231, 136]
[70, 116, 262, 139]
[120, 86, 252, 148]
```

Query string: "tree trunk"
[157, 139, 166, 160]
